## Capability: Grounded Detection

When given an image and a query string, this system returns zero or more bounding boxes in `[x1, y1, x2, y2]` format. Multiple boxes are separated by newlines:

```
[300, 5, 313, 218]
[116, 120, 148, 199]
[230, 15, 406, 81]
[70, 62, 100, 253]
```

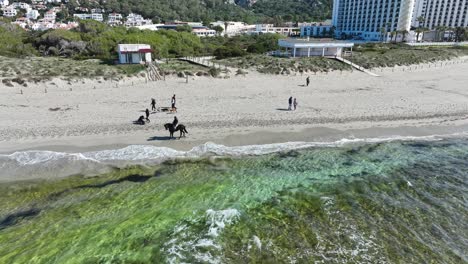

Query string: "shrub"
[208, 67, 221, 77]
[214, 46, 246, 59]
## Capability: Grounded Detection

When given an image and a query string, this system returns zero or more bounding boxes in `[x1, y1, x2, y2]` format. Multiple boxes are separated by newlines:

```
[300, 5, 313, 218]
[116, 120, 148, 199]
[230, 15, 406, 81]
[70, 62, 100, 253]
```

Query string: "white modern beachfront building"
[277, 39, 354, 58]
[73, 13, 104, 22]
[412, 0, 468, 29]
[332, 0, 416, 41]
[117, 44, 152, 64]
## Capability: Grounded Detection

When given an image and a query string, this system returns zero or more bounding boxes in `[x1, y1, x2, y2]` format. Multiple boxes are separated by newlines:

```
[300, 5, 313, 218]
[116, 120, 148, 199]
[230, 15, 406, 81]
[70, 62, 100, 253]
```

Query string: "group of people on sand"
[136, 94, 177, 125]
[286, 77, 308, 111]
[288, 96, 298, 111]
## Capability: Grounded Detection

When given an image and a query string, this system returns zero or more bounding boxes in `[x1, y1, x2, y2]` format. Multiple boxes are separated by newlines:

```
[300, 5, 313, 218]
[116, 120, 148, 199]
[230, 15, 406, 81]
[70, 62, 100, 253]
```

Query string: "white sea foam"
[164, 208, 240, 264]
[0, 132, 465, 182]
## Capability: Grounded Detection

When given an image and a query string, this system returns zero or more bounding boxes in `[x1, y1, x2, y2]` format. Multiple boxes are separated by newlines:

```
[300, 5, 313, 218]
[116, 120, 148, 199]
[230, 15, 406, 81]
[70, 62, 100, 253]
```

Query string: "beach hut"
[117, 44, 153, 64]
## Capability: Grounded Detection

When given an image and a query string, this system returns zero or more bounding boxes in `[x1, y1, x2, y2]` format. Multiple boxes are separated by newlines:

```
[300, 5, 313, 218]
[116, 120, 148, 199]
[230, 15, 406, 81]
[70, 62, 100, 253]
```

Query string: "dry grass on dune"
[215, 45, 468, 74]
[348, 44, 468, 69]
[0, 56, 134, 86]
[216, 55, 352, 75]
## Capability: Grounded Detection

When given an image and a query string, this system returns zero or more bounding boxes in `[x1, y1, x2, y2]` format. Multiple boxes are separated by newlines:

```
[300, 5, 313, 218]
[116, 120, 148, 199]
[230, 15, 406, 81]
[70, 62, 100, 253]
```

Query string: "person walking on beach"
[293, 98, 298, 111]
[288, 96, 293, 111]
[172, 116, 178, 127]
[306, 76, 310, 87]
[171, 94, 176, 111]
[145, 108, 150, 121]
[151, 98, 156, 111]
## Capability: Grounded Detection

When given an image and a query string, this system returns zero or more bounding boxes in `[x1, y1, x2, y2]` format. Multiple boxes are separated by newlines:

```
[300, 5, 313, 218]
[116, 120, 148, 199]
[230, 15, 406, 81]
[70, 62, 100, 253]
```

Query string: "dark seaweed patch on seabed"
[0, 208, 41, 230]
[0, 173, 157, 230]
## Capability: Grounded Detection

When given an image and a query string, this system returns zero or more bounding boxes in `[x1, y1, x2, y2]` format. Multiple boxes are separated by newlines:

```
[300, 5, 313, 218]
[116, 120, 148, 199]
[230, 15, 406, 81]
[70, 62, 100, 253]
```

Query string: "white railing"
[406, 42, 468, 47]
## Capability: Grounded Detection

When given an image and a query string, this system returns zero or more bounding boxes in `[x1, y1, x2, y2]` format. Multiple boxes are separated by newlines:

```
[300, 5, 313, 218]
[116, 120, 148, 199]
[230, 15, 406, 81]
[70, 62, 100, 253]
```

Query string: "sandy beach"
[1, 57, 468, 154]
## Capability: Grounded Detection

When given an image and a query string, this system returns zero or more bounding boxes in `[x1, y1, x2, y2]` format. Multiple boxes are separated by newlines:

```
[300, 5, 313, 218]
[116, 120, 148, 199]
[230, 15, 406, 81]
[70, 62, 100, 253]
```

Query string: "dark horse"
[164, 123, 189, 139]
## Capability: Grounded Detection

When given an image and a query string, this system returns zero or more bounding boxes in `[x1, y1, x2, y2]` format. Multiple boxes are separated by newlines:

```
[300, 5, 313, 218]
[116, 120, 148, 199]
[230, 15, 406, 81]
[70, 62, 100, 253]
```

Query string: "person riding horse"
[164, 123, 188, 139]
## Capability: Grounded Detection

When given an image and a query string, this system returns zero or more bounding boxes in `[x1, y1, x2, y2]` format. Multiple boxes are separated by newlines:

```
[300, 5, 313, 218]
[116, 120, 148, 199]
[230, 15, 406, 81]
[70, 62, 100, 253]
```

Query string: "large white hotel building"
[332, 0, 468, 41]
[412, 0, 468, 29]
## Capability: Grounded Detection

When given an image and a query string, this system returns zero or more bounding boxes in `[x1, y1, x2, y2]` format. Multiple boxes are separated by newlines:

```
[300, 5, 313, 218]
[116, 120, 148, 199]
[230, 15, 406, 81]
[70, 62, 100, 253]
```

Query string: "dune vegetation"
[347, 44, 468, 69]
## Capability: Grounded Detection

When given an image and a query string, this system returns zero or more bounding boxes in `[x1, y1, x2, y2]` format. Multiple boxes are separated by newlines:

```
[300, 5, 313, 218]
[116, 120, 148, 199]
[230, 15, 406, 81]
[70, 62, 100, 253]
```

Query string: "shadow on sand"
[276, 108, 291, 111]
[133, 121, 146, 125]
[147, 136, 174, 141]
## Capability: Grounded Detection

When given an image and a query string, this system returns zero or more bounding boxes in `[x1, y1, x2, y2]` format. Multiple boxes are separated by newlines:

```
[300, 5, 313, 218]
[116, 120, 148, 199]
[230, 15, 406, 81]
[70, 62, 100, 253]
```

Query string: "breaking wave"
[0, 133, 465, 182]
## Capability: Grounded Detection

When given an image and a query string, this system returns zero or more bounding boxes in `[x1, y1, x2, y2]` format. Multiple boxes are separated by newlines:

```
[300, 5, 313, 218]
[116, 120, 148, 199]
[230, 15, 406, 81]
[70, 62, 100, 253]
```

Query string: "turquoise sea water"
[0, 138, 467, 263]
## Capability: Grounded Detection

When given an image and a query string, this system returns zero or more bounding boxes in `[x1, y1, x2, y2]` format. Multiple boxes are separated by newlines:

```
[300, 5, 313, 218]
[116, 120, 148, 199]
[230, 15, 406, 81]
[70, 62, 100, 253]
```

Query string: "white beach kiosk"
[277, 39, 354, 58]
[117, 44, 153, 64]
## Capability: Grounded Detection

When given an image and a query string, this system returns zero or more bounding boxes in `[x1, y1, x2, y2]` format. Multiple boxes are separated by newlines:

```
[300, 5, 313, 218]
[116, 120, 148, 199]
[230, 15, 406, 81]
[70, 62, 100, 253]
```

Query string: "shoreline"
[1, 122, 468, 183]
[2, 120, 468, 154]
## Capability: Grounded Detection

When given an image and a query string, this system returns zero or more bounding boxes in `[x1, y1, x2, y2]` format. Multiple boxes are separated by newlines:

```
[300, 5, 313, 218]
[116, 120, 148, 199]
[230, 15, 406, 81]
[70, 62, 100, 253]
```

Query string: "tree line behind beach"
[0, 18, 284, 60]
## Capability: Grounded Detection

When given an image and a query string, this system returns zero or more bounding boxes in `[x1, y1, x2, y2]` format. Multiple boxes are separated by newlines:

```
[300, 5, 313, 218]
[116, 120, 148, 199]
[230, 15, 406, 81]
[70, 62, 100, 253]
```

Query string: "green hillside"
[67, 0, 332, 23]
[252, 0, 333, 22]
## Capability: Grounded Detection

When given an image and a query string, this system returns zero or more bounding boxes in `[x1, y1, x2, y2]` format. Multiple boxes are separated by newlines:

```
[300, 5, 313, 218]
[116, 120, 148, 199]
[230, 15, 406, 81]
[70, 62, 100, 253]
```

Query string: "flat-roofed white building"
[109, 13, 123, 21]
[108, 12, 123, 25]
[11, 2, 30, 9]
[2, 7, 17, 17]
[209, 21, 254, 36]
[91, 13, 103, 22]
[0, 0, 9, 7]
[125, 13, 152, 27]
[26, 9, 40, 20]
[332, 0, 416, 41]
[255, 24, 300, 36]
[73, 14, 90, 20]
[278, 39, 354, 58]
[117, 44, 152, 64]
[192, 28, 216, 37]
[43, 10, 56, 21]
[412, 0, 468, 29]
[91, 8, 104, 14]
[73, 13, 103, 22]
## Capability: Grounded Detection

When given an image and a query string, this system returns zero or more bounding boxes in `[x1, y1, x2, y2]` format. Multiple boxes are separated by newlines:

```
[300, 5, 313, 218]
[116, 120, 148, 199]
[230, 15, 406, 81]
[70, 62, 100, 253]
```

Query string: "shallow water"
[0, 139, 467, 263]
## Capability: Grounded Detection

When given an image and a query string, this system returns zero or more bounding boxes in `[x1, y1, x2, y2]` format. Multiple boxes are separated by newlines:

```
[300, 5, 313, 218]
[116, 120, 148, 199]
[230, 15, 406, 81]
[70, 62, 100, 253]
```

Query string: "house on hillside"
[43, 10, 56, 22]
[0, 0, 9, 7]
[117, 44, 152, 64]
[73, 13, 103, 22]
[2, 7, 17, 17]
